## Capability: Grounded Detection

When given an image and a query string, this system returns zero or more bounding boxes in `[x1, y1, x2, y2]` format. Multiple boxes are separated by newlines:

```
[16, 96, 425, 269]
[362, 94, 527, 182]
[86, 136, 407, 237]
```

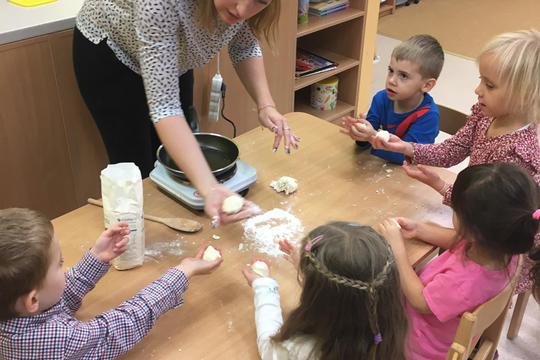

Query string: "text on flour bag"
[100, 163, 145, 270]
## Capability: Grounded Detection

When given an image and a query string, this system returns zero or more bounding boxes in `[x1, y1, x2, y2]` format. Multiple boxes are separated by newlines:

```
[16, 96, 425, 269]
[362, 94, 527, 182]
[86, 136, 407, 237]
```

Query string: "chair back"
[446, 256, 523, 360]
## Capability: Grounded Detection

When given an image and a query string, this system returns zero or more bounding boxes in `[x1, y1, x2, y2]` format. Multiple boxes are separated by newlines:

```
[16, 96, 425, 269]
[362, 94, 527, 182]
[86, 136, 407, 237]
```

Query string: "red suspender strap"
[394, 106, 431, 138]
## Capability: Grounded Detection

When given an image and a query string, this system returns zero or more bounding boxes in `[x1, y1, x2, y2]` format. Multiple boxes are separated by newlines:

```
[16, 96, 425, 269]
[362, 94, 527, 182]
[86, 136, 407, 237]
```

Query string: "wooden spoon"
[87, 198, 202, 233]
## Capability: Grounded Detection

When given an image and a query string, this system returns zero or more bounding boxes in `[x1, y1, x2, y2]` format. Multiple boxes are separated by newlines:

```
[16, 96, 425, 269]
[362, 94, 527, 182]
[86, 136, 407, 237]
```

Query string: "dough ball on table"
[251, 260, 269, 277]
[222, 195, 244, 214]
[270, 176, 298, 195]
[376, 130, 390, 142]
[203, 245, 222, 261]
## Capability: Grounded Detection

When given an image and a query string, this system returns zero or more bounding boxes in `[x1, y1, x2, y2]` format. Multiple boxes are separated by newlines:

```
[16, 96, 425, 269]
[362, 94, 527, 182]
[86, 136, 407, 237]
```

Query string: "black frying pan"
[156, 133, 239, 181]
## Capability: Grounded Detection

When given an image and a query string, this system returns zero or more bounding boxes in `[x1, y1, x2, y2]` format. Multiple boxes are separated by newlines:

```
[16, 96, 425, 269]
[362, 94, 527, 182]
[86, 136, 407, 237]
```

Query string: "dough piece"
[391, 218, 402, 229]
[203, 245, 221, 261]
[358, 123, 367, 129]
[376, 130, 390, 142]
[270, 176, 298, 195]
[251, 260, 269, 277]
[222, 195, 244, 214]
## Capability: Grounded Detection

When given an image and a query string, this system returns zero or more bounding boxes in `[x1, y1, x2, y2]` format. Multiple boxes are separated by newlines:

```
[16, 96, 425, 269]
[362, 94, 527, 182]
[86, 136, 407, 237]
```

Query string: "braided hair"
[272, 222, 408, 360]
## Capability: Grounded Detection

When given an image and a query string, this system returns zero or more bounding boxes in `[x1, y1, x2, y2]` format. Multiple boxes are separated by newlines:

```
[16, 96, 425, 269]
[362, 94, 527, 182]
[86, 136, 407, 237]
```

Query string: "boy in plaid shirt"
[0, 208, 222, 359]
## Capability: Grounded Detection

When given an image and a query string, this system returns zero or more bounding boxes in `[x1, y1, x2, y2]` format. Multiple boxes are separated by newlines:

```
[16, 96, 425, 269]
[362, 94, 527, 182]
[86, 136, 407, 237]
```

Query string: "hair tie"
[533, 209, 540, 220]
[374, 333, 383, 345]
[304, 235, 324, 252]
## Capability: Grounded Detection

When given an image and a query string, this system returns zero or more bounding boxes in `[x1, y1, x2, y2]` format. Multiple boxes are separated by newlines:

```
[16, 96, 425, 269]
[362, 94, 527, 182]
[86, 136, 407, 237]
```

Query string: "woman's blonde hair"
[198, 1, 281, 45]
[478, 29, 540, 123]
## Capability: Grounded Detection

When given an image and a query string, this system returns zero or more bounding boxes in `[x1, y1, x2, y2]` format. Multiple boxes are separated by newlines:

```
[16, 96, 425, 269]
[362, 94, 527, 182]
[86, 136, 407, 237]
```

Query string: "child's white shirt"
[252, 277, 318, 360]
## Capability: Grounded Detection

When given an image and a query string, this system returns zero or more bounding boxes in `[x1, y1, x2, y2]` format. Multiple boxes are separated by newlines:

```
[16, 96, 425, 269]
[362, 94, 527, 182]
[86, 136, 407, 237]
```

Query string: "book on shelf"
[295, 48, 338, 78]
[309, 0, 350, 16]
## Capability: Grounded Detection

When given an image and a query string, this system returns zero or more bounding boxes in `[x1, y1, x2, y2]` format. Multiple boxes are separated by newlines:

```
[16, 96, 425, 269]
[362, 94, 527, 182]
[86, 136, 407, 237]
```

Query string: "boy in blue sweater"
[341, 34, 444, 164]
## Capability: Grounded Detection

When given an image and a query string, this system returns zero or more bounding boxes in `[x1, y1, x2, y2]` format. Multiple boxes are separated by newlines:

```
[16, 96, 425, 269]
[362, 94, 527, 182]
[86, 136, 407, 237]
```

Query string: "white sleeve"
[252, 277, 287, 360]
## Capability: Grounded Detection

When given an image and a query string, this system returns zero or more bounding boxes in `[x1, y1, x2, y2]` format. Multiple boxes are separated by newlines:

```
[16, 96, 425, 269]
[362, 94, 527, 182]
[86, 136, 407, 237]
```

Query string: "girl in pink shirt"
[372, 30, 540, 294]
[379, 163, 540, 360]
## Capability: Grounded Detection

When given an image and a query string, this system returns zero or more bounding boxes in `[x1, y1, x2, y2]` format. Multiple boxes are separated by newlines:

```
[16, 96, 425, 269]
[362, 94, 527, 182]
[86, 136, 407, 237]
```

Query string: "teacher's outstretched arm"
[234, 56, 300, 154]
[155, 116, 258, 226]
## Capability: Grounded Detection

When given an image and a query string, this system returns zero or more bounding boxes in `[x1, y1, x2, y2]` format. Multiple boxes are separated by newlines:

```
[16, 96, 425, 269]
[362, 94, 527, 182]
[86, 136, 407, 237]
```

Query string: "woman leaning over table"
[73, 0, 298, 224]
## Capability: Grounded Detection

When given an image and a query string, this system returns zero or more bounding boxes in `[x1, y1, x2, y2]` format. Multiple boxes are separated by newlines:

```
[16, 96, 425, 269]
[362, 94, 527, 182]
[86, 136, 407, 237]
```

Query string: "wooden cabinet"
[0, 31, 107, 219]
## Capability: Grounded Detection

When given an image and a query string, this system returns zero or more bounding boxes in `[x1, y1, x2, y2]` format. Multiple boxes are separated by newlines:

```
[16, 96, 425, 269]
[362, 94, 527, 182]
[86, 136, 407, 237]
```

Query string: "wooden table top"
[52, 112, 455, 359]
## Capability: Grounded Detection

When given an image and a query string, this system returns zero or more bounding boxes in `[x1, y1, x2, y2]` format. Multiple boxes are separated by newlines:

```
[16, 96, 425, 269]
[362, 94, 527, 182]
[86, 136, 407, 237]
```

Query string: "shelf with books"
[297, 7, 365, 38]
[294, 49, 359, 91]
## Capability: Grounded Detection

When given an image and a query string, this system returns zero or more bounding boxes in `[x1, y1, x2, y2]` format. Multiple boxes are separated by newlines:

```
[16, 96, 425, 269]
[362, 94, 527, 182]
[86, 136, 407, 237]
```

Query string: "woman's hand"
[340, 115, 377, 142]
[203, 184, 261, 227]
[371, 133, 414, 157]
[258, 106, 300, 154]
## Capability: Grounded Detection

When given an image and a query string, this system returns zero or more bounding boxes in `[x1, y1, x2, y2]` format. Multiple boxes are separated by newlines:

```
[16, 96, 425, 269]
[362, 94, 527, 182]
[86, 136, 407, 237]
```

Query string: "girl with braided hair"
[379, 163, 540, 360]
[242, 221, 408, 360]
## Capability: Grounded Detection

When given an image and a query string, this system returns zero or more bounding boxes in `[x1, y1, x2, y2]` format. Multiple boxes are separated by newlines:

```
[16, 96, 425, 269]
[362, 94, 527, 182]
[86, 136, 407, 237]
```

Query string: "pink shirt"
[411, 103, 539, 294]
[405, 241, 517, 360]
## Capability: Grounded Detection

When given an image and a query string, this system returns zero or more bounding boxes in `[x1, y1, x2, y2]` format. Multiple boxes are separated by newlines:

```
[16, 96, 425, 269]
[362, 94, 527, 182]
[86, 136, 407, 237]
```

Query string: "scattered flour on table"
[144, 239, 184, 260]
[242, 208, 304, 257]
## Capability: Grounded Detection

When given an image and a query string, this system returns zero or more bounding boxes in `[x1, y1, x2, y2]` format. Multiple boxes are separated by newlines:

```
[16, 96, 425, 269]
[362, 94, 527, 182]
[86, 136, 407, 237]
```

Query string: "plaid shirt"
[0, 252, 189, 359]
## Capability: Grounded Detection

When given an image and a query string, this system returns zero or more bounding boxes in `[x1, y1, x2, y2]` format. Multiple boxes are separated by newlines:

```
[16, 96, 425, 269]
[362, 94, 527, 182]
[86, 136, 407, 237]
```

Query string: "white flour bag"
[100, 163, 145, 270]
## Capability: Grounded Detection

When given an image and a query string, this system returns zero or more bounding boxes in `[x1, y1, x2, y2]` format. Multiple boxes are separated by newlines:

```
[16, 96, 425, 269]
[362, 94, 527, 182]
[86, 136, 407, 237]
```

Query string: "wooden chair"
[506, 289, 532, 339]
[446, 257, 522, 360]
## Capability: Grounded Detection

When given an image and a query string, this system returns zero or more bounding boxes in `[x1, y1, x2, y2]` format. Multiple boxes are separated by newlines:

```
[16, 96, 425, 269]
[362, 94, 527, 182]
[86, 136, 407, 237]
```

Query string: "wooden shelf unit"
[291, 0, 380, 121]
[379, 0, 396, 17]
[195, 0, 380, 135]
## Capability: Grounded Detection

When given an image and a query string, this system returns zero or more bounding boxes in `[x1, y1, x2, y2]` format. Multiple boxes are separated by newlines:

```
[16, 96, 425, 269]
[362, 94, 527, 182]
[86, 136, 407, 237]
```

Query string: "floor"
[372, 34, 540, 360]
[377, 0, 540, 59]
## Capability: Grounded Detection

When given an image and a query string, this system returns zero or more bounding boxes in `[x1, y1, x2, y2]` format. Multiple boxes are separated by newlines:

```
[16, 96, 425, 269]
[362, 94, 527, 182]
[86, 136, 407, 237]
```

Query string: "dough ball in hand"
[222, 195, 244, 214]
[251, 260, 269, 277]
[376, 130, 390, 142]
[203, 245, 222, 261]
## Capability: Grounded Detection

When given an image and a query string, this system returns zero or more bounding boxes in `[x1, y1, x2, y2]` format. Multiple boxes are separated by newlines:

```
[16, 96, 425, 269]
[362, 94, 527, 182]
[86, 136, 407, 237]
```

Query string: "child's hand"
[402, 161, 446, 192]
[371, 133, 414, 157]
[91, 222, 130, 263]
[242, 260, 271, 287]
[396, 217, 419, 240]
[176, 245, 223, 279]
[340, 116, 376, 141]
[378, 218, 406, 256]
[279, 240, 299, 268]
[242, 267, 261, 287]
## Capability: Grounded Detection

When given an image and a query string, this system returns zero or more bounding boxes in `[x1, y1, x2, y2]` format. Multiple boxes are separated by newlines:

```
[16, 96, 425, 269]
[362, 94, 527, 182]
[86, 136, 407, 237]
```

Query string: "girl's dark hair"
[451, 163, 540, 259]
[273, 222, 408, 360]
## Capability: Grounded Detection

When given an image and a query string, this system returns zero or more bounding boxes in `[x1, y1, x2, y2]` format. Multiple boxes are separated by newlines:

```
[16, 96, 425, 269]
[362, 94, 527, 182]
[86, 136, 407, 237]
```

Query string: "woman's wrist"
[199, 180, 220, 198]
[257, 103, 276, 113]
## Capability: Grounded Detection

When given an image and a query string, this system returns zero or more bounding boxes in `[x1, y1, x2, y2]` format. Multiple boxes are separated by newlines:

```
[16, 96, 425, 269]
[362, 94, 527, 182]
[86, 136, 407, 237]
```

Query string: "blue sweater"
[359, 90, 439, 164]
